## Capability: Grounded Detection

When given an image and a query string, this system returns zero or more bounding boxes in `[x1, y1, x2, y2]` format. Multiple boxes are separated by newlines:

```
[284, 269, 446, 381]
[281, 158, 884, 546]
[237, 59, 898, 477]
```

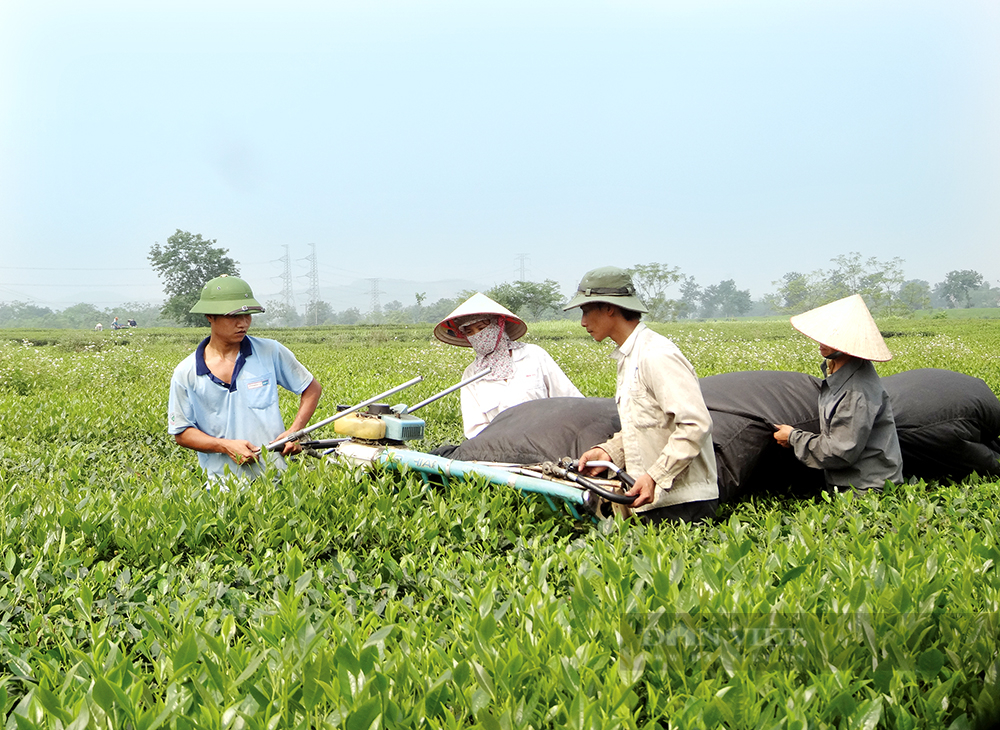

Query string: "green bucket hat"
[563, 266, 648, 313]
[189, 275, 265, 315]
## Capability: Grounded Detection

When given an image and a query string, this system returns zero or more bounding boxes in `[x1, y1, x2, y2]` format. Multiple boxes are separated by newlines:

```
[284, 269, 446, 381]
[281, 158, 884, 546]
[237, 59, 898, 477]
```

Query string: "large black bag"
[434, 397, 620, 465]
[699, 371, 824, 501]
[433, 372, 828, 502]
[432, 369, 1000, 500]
[708, 369, 1000, 492]
[883, 368, 1000, 481]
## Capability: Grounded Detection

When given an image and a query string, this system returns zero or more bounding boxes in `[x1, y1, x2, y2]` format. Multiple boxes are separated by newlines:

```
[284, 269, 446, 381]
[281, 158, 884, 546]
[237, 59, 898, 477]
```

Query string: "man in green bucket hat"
[564, 266, 718, 525]
[168, 275, 323, 483]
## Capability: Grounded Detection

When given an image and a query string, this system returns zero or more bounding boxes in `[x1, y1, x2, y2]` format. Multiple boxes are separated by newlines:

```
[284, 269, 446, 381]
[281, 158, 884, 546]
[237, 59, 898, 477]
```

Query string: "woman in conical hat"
[773, 294, 903, 493]
[435, 292, 583, 439]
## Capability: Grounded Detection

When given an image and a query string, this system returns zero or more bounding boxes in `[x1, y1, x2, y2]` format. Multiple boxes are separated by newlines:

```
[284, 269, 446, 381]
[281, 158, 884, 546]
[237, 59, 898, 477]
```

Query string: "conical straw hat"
[790, 294, 892, 361]
[434, 292, 528, 347]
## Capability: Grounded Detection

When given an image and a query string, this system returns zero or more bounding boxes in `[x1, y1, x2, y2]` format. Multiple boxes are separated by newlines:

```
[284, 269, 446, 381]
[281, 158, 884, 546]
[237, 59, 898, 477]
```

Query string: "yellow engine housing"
[333, 412, 387, 440]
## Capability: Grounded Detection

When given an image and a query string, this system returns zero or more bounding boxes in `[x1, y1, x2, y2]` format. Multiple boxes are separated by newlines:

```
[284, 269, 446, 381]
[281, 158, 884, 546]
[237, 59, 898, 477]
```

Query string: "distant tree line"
[246, 250, 1000, 326]
[0, 301, 171, 329]
[4, 232, 997, 328]
[202, 250, 1000, 327]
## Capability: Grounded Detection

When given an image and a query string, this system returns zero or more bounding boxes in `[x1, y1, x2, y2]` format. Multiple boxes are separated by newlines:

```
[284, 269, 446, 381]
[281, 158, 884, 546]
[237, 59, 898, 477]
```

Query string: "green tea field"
[2, 319, 999, 729]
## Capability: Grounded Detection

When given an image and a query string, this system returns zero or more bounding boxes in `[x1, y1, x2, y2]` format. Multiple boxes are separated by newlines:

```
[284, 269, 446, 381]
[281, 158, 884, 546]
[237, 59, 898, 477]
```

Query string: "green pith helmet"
[563, 266, 648, 313]
[189, 275, 265, 315]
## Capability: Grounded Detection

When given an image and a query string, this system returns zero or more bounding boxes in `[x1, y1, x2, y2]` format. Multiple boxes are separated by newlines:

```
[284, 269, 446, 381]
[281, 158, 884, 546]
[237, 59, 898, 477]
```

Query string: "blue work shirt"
[168, 335, 315, 481]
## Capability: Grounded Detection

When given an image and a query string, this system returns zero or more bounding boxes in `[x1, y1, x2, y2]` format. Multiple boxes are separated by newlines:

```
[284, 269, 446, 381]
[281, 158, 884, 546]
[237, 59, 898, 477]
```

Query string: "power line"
[315, 262, 372, 279]
[0, 266, 150, 271]
[0, 283, 149, 287]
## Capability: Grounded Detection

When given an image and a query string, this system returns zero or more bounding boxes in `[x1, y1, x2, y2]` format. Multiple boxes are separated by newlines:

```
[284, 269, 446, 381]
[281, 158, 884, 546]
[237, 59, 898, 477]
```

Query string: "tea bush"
[1, 320, 999, 728]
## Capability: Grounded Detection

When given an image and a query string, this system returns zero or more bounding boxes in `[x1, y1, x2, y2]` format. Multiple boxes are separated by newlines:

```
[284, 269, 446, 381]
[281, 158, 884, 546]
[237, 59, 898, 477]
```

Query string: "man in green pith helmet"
[564, 266, 718, 525]
[167, 274, 323, 482]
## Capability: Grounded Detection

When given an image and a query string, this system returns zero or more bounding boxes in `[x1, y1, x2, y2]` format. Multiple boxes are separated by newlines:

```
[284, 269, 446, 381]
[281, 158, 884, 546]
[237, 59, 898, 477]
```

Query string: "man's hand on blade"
[224, 439, 261, 465]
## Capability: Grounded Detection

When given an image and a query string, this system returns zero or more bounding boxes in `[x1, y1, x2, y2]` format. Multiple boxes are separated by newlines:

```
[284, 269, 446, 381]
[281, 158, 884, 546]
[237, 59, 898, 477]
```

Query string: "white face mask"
[466, 319, 523, 381]
[466, 322, 502, 356]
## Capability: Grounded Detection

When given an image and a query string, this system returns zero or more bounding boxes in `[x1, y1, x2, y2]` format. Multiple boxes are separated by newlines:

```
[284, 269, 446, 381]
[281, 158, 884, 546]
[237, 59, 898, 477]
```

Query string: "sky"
[1, 0, 998, 313]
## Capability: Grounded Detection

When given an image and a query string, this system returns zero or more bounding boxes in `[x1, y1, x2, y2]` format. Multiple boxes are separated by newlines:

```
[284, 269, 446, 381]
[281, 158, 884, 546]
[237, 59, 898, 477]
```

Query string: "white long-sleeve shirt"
[460, 343, 584, 438]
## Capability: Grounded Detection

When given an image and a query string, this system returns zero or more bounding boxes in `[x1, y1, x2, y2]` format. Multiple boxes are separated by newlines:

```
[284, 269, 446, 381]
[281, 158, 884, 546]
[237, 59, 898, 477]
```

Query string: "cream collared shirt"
[596, 323, 719, 510]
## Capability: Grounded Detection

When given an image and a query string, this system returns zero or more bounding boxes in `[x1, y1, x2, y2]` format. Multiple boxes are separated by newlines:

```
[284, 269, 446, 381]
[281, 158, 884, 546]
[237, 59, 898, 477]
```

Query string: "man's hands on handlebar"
[577, 446, 656, 508]
[577, 446, 612, 476]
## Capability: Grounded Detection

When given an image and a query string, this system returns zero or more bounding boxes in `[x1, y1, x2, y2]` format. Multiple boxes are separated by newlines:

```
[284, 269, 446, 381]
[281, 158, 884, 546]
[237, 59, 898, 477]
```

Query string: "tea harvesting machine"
[267, 374, 636, 519]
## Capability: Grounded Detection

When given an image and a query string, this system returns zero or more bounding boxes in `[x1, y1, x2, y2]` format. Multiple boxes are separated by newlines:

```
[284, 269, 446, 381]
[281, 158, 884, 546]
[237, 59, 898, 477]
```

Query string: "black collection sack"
[883, 368, 1000, 482]
[699, 371, 824, 501]
[432, 369, 1000, 501]
[434, 397, 620, 465]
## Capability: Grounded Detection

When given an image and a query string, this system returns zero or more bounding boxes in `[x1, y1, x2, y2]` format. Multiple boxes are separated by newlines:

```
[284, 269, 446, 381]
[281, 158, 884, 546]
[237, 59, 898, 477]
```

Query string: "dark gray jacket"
[788, 358, 903, 492]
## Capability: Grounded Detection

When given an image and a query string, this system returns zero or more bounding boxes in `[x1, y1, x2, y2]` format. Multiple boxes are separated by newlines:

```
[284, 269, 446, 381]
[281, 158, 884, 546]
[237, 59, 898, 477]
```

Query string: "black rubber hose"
[615, 469, 636, 489]
[565, 471, 637, 505]
[564, 458, 637, 492]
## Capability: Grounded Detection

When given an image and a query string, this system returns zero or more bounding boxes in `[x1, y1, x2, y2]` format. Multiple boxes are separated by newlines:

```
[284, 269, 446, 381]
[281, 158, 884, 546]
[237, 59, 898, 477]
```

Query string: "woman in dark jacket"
[773, 294, 903, 493]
